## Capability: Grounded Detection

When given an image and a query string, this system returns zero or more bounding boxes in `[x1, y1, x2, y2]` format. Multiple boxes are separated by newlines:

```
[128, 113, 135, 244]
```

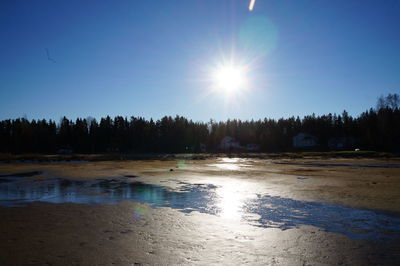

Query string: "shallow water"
[1, 175, 400, 241]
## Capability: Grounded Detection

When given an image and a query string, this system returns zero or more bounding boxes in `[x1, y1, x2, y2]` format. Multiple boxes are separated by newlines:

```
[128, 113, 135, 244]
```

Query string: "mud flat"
[0, 157, 399, 265]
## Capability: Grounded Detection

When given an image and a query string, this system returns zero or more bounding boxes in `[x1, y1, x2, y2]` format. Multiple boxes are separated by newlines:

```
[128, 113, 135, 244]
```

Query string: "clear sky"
[1, 0, 399, 122]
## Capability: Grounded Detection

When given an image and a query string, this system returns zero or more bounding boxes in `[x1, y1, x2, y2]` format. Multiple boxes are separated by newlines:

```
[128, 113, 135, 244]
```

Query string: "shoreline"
[0, 150, 398, 163]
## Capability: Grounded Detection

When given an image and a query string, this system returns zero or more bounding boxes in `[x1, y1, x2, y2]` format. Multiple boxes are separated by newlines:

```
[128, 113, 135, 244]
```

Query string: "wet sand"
[0, 157, 399, 265]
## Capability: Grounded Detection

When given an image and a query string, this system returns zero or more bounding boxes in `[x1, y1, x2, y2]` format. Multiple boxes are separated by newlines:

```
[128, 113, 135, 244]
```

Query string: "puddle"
[0, 176, 399, 241]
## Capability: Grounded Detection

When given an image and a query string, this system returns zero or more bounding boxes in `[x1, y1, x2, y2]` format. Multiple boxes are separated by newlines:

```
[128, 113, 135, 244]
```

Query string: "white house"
[293, 133, 318, 149]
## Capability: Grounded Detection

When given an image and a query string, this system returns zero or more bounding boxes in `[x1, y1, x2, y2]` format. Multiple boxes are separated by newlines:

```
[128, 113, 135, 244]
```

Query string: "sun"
[212, 64, 247, 95]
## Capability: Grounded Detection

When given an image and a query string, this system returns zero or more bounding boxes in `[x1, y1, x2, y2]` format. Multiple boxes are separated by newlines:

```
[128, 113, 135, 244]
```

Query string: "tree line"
[1, 94, 399, 154]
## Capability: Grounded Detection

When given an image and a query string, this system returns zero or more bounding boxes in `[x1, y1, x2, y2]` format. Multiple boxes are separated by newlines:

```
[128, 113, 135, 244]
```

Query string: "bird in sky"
[45, 48, 56, 63]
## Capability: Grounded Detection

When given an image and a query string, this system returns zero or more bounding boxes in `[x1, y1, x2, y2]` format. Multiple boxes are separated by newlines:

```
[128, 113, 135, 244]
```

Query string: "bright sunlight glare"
[213, 64, 247, 95]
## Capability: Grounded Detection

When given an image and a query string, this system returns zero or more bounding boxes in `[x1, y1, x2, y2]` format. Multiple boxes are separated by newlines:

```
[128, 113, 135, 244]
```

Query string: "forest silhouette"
[1, 94, 399, 154]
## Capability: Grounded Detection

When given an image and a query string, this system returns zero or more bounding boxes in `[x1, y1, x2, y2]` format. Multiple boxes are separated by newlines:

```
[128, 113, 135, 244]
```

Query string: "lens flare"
[239, 16, 278, 57]
[249, 0, 256, 11]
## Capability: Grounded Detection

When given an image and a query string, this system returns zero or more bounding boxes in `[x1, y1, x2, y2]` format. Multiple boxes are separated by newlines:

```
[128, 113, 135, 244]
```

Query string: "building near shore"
[328, 137, 357, 150]
[200, 143, 207, 153]
[246, 143, 260, 152]
[218, 136, 244, 152]
[293, 133, 318, 149]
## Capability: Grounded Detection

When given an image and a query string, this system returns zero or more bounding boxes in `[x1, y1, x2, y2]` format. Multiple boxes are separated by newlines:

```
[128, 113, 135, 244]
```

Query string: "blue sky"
[1, 0, 399, 122]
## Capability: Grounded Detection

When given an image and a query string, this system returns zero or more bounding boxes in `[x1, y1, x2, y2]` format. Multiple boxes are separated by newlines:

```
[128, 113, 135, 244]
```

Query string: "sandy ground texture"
[0, 157, 400, 265]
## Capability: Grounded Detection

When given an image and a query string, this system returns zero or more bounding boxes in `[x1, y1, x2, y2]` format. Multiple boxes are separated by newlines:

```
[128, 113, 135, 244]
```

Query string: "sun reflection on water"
[215, 180, 257, 221]
[210, 157, 251, 171]
[215, 163, 241, 170]
[217, 185, 243, 220]
[221, 158, 239, 163]
[2, 176, 400, 240]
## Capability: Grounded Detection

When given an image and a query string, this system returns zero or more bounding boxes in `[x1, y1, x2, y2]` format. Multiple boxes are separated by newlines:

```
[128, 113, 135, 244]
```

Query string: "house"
[328, 137, 356, 150]
[218, 136, 243, 152]
[57, 148, 73, 155]
[293, 133, 318, 149]
[246, 143, 260, 152]
[200, 143, 207, 153]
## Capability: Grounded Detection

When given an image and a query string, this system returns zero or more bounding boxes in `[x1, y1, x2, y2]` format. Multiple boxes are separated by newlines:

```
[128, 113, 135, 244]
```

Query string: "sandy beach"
[0, 157, 399, 265]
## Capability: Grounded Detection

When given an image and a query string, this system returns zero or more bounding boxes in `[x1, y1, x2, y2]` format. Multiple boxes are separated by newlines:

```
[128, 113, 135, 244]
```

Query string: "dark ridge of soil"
[0, 171, 42, 178]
